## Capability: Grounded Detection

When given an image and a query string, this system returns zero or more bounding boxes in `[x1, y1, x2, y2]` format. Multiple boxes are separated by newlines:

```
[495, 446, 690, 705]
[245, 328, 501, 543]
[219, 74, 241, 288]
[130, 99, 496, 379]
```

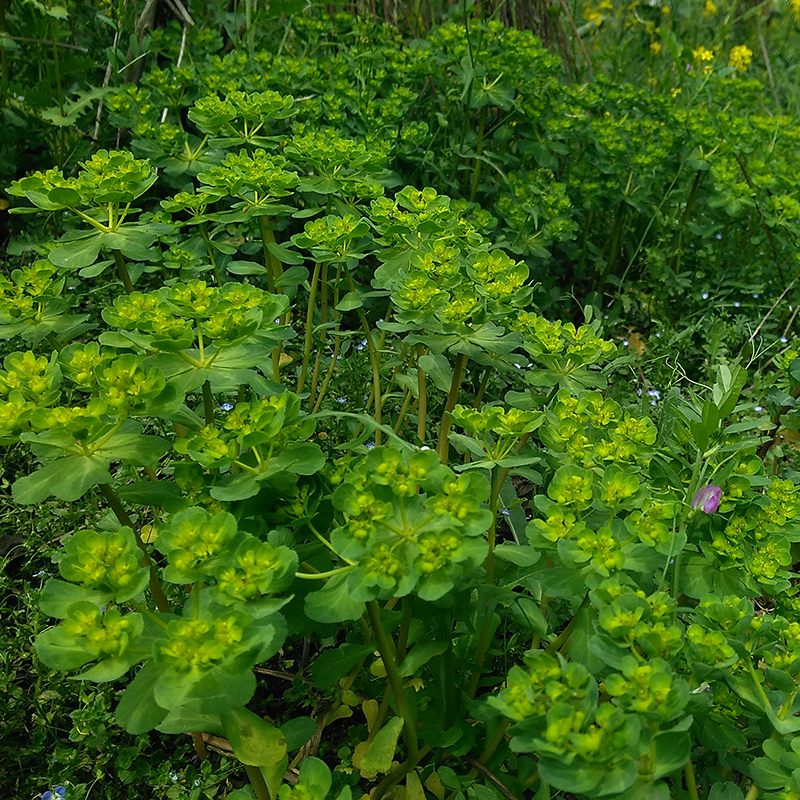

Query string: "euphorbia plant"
[6, 128, 800, 800]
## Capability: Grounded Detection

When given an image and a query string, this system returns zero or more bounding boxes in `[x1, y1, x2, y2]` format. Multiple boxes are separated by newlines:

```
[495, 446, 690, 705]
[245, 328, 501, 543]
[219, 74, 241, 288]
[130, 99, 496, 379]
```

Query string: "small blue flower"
[733, 301, 741, 308]
[499, 508, 510, 517]
[220, 402, 234, 412]
[701, 291, 709, 300]
[781, 337, 789, 344]
[715, 232, 723, 240]
[365, 442, 375, 450]
[170, 772, 179, 783]
[42, 789, 67, 800]
[622, 339, 629, 347]
[754, 405, 764, 413]
[33, 570, 49, 577]
[753, 293, 760, 299]
[336, 397, 348, 405]
[356, 338, 368, 351]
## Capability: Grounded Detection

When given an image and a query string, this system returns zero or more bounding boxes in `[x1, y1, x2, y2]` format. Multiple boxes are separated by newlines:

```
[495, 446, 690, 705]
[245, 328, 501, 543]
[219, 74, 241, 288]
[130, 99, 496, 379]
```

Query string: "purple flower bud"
[692, 485, 722, 513]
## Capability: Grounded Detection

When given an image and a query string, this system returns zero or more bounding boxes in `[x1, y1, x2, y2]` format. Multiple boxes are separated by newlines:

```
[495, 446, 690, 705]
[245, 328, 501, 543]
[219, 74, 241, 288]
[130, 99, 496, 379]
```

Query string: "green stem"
[258, 216, 282, 293]
[544, 593, 590, 656]
[294, 565, 354, 580]
[366, 601, 419, 762]
[199, 223, 221, 286]
[437, 352, 468, 464]
[744, 784, 760, 800]
[244, 764, 270, 800]
[396, 596, 413, 663]
[469, 107, 486, 203]
[50, 17, 64, 118]
[684, 760, 700, 800]
[371, 746, 432, 800]
[297, 261, 323, 394]
[97, 483, 170, 613]
[671, 449, 704, 608]
[202, 381, 214, 427]
[310, 261, 329, 407]
[128, 600, 170, 631]
[669, 170, 703, 272]
[113, 251, 134, 295]
[312, 333, 342, 414]
[416, 346, 428, 443]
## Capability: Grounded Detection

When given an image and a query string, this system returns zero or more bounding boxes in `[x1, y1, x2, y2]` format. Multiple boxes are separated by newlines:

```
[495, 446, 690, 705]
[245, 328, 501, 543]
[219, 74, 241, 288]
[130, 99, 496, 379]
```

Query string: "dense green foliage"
[4, 2, 800, 800]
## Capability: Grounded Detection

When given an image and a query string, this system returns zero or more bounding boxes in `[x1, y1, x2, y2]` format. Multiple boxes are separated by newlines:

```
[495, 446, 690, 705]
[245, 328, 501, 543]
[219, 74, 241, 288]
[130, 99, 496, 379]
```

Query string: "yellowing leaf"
[406, 770, 425, 800]
[424, 772, 445, 800]
[362, 698, 380, 732]
[140, 524, 158, 544]
[359, 717, 403, 777]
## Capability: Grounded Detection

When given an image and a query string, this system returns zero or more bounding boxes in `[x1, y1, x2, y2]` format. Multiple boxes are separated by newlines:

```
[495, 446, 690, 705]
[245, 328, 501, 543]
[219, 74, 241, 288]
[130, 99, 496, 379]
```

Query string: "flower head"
[728, 45, 753, 71]
[693, 485, 722, 514]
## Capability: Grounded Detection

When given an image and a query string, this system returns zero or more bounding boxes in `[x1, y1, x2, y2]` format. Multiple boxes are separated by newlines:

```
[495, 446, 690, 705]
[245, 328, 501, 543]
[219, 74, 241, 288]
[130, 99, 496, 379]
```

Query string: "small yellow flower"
[693, 45, 715, 63]
[728, 44, 753, 71]
[650, 41, 662, 55]
[671, 87, 682, 98]
[791, 0, 800, 21]
[703, 0, 717, 16]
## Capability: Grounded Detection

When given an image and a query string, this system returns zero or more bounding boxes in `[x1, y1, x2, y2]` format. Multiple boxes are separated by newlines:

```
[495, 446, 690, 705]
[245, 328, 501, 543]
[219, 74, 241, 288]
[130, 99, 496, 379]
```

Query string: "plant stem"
[683, 760, 700, 800]
[370, 746, 432, 800]
[469, 107, 486, 203]
[417, 346, 428, 443]
[113, 251, 135, 295]
[199, 223, 221, 286]
[544, 593, 589, 656]
[310, 261, 329, 407]
[671, 449, 704, 607]
[744, 783, 760, 800]
[190, 731, 208, 761]
[437, 352, 468, 463]
[202, 380, 214, 426]
[297, 261, 323, 394]
[97, 483, 171, 613]
[244, 764, 270, 800]
[366, 601, 418, 762]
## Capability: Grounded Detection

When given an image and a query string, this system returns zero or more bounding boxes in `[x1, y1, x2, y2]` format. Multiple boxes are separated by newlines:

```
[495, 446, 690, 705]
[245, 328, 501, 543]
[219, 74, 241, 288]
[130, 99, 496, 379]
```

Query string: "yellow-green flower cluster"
[159, 614, 247, 671]
[62, 604, 140, 659]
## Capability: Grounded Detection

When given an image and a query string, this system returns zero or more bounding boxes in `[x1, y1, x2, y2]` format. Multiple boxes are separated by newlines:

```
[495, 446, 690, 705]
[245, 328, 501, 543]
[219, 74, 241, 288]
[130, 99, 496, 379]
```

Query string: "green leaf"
[266, 442, 326, 477]
[749, 757, 791, 790]
[12, 456, 112, 504]
[707, 783, 744, 800]
[652, 731, 691, 779]
[296, 757, 332, 798]
[281, 717, 318, 751]
[222, 707, 287, 767]
[116, 480, 184, 508]
[274, 265, 310, 288]
[398, 641, 449, 678]
[336, 291, 364, 311]
[116, 662, 169, 734]
[419, 353, 453, 393]
[538, 757, 605, 794]
[360, 717, 404, 775]
[48, 233, 103, 270]
[40, 580, 107, 618]
[157, 704, 225, 736]
[305, 573, 365, 623]
[266, 241, 304, 265]
[34, 626, 94, 671]
[310, 643, 374, 689]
